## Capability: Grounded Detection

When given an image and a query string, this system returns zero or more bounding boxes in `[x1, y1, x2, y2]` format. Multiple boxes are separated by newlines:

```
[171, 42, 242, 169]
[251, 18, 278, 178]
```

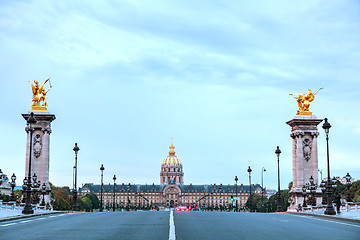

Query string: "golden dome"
[162, 138, 182, 166]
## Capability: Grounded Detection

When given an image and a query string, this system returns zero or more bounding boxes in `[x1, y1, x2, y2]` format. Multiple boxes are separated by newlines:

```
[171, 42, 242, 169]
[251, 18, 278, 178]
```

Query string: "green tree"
[14, 189, 22, 201]
[78, 195, 92, 211]
[0, 194, 10, 201]
[349, 180, 360, 201]
[266, 188, 291, 212]
[246, 194, 264, 212]
[85, 193, 100, 210]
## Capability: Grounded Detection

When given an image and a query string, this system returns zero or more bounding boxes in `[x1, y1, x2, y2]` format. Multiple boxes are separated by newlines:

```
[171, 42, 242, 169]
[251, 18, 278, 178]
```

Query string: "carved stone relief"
[303, 136, 312, 161]
[33, 134, 42, 158]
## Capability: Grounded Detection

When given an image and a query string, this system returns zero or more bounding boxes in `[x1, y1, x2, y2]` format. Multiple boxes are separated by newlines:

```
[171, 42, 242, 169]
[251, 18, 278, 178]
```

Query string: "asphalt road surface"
[1, 211, 359, 240]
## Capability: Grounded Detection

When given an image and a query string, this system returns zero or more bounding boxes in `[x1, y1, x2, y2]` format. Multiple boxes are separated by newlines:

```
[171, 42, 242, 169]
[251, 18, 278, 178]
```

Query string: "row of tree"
[50, 183, 100, 211]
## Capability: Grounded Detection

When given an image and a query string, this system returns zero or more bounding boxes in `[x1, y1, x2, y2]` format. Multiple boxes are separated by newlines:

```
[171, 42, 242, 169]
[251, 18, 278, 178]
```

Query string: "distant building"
[79, 140, 263, 209]
[265, 189, 277, 198]
[0, 169, 11, 195]
[332, 176, 356, 185]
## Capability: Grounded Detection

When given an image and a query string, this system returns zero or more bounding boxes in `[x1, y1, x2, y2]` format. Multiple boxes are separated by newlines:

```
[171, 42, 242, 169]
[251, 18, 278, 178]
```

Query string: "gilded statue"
[289, 88, 322, 116]
[29, 78, 52, 111]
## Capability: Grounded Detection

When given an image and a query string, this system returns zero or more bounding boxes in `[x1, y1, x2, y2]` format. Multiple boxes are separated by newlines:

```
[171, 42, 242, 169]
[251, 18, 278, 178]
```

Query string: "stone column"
[286, 116, 323, 211]
[23, 112, 56, 209]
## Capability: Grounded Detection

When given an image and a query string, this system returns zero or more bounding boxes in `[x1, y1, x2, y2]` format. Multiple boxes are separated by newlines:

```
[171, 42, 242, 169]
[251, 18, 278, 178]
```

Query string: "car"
[175, 206, 189, 212]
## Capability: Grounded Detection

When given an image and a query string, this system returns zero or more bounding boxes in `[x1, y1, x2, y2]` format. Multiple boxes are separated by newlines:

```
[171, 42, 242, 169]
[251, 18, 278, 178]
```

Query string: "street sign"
[234, 197, 240, 200]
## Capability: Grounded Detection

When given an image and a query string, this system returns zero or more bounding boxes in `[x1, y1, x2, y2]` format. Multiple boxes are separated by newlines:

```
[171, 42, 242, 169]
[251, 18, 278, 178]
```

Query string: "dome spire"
[169, 137, 175, 155]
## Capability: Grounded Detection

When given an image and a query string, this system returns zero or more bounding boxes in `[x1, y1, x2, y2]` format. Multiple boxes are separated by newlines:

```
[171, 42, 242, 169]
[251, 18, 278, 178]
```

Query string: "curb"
[0, 211, 67, 222]
[283, 212, 360, 224]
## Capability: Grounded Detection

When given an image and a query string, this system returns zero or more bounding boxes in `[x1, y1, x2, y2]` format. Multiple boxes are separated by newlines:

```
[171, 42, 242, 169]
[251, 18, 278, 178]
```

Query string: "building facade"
[79, 140, 262, 209]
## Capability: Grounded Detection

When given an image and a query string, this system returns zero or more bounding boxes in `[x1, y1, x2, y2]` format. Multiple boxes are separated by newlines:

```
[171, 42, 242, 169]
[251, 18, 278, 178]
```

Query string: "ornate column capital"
[310, 132, 319, 138]
[41, 127, 52, 135]
[290, 132, 304, 138]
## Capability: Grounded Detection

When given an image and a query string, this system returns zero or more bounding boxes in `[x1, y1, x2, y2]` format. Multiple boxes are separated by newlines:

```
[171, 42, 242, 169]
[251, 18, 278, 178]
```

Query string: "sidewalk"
[0, 209, 64, 222]
[285, 210, 360, 223]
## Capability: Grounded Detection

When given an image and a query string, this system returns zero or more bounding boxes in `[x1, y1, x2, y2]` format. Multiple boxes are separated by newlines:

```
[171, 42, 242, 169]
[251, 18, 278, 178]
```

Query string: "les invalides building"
[79, 139, 262, 209]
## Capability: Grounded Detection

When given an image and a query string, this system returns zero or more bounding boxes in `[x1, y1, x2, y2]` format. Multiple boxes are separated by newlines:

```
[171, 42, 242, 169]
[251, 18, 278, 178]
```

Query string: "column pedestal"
[286, 116, 323, 211]
[23, 111, 55, 209]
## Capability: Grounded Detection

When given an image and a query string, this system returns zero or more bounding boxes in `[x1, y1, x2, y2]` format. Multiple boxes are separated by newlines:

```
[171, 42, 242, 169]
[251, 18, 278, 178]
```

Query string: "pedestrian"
[335, 192, 341, 213]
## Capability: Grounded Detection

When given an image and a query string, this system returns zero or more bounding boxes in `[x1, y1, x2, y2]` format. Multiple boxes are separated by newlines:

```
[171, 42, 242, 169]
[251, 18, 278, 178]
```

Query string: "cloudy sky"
[0, 0, 359, 190]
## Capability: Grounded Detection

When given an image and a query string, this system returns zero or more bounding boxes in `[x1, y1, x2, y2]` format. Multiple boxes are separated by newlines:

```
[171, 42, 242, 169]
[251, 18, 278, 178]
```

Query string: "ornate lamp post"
[41, 183, 46, 206]
[247, 166, 252, 212]
[32, 173, 41, 204]
[302, 185, 307, 208]
[320, 180, 327, 205]
[10, 173, 16, 201]
[100, 164, 105, 212]
[309, 176, 317, 206]
[344, 173, 353, 202]
[322, 118, 336, 215]
[261, 167, 266, 212]
[113, 175, 117, 212]
[22, 112, 37, 214]
[72, 143, 80, 211]
[234, 176, 238, 212]
[275, 146, 282, 212]
[0, 169, 4, 183]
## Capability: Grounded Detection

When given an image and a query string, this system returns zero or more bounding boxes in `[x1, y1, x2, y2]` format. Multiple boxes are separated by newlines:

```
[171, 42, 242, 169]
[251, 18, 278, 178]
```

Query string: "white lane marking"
[297, 215, 360, 228]
[1, 214, 65, 227]
[1, 223, 17, 227]
[169, 210, 176, 240]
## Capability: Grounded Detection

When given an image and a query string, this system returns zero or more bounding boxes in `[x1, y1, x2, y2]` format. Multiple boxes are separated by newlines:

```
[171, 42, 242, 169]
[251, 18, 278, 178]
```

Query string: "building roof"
[162, 138, 181, 166]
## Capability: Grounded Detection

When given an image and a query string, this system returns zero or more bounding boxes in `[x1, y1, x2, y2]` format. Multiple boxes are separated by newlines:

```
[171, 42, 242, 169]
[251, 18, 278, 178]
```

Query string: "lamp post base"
[22, 206, 34, 214]
[324, 207, 336, 215]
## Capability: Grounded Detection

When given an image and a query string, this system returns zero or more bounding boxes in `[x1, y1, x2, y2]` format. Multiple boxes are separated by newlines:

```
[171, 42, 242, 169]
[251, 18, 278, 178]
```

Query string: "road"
[1, 211, 359, 240]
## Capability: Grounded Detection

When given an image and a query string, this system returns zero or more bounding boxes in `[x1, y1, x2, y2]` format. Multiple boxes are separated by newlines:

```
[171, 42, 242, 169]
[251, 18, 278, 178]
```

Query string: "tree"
[78, 195, 92, 211]
[350, 180, 360, 201]
[0, 194, 10, 201]
[245, 194, 263, 212]
[50, 182, 71, 210]
[85, 193, 100, 210]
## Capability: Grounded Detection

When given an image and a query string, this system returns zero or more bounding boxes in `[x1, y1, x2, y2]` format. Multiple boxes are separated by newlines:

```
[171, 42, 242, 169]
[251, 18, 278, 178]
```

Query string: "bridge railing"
[0, 200, 47, 211]
[301, 202, 360, 213]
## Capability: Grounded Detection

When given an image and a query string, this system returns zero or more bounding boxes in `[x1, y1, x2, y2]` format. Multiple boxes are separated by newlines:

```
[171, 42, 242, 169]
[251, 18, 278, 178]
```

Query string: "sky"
[0, 0, 359, 191]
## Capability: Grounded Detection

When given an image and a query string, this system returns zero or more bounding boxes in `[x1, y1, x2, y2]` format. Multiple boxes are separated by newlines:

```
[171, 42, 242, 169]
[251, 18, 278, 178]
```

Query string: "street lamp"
[10, 173, 16, 201]
[261, 167, 266, 212]
[275, 146, 282, 212]
[23, 112, 37, 214]
[219, 183, 222, 211]
[72, 143, 80, 211]
[344, 173, 353, 202]
[318, 169, 323, 182]
[247, 166, 252, 212]
[100, 164, 105, 212]
[322, 118, 336, 215]
[41, 183, 46, 206]
[127, 183, 131, 211]
[113, 175, 117, 212]
[234, 176, 238, 212]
